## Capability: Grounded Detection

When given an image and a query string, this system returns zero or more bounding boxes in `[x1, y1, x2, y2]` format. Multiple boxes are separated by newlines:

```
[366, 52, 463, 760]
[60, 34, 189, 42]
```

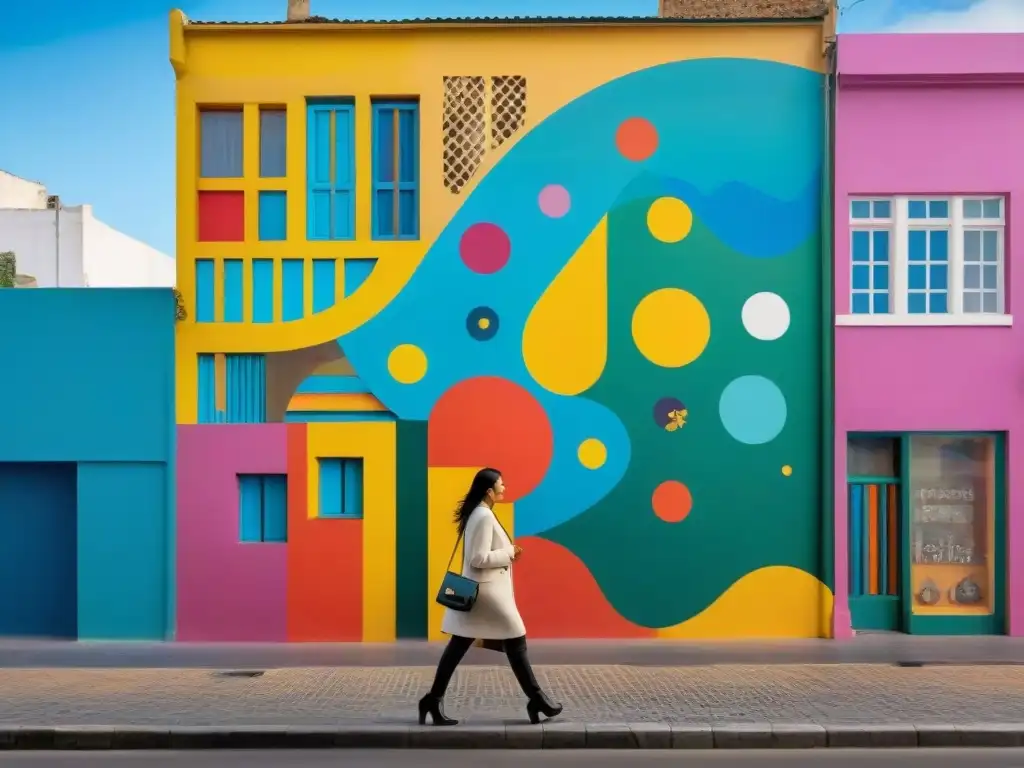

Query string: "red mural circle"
[652, 480, 693, 523]
[459, 222, 512, 274]
[428, 376, 553, 502]
[615, 117, 659, 162]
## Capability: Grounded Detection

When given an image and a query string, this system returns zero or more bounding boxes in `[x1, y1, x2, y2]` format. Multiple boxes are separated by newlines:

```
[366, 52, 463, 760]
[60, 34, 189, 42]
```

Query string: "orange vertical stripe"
[887, 484, 898, 595]
[867, 485, 879, 595]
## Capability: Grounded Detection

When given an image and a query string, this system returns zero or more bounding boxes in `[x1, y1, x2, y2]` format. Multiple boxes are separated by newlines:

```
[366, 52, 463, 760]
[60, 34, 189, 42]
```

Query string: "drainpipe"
[47, 194, 61, 287]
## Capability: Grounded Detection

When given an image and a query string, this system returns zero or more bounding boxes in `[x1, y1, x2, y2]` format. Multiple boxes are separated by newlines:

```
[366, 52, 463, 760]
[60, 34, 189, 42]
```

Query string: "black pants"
[428, 634, 541, 699]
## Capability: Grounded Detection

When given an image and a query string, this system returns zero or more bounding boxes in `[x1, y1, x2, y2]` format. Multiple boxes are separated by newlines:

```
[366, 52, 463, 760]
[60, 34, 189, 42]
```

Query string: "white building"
[0, 170, 175, 287]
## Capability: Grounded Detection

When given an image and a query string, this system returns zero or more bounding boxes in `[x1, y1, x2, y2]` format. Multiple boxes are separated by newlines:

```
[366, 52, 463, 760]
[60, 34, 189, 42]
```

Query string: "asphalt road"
[4, 752, 1024, 767]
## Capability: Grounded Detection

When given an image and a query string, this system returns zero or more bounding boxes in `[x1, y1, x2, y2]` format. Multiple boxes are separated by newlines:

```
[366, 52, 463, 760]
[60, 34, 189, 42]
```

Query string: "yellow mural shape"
[632, 288, 710, 368]
[782, 465, 793, 477]
[523, 216, 607, 396]
[656, 566, 833, 639]
[577, 438, 607, 470]
[426, 467, 515, 640]
[647, 197, 693, 243]
[387, 343, 428, 384]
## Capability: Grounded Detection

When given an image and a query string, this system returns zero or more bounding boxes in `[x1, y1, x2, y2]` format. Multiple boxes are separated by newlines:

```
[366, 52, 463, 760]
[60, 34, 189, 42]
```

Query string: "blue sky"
[0, 0, 1013, 257]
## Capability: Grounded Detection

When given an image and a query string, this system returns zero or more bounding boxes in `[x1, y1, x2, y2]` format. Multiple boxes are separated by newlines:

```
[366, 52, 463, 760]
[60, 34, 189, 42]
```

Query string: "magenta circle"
[538, 184, 571, 218]
[460, 222, 511, 274]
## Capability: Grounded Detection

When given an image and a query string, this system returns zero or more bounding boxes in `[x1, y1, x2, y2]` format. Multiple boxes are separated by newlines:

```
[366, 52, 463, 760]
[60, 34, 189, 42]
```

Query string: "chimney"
[287, 0, 310, 21]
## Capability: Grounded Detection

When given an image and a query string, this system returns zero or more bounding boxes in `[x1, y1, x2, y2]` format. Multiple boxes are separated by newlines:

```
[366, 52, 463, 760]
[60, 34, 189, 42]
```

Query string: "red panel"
[286, 424, 363, 641]
[198, 191, 245, 242]
[515, 536, 654, 639]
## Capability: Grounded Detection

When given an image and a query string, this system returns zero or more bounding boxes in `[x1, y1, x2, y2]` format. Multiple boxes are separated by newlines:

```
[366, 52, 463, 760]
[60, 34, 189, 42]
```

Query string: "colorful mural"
[172, 12, 832, 641]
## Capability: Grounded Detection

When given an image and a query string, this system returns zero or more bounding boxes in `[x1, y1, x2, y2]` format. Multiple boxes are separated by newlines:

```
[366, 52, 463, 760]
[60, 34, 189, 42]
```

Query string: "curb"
[0, 723, 1023, 749]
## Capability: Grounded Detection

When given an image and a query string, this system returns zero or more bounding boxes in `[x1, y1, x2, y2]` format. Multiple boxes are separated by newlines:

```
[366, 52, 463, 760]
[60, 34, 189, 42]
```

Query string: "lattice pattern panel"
[491, 76, 527, 150]
[442, 76, 486, 195]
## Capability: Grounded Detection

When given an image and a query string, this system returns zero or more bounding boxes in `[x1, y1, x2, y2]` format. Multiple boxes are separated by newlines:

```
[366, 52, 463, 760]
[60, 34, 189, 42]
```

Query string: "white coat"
[440, 505, 526, 640]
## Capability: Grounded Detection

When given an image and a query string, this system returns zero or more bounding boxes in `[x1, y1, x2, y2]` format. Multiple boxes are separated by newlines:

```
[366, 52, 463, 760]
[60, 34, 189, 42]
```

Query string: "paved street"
[4, 751, 1024, 767]
[0, 663, 1021, 727]
[2, 635, 1024, 669]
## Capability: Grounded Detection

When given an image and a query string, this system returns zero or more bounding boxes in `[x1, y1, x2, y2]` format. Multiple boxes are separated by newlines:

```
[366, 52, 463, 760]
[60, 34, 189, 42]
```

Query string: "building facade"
[834, 34, 1024, 638]
[171, 5, 835, 642]
[0, 170, 175, 288]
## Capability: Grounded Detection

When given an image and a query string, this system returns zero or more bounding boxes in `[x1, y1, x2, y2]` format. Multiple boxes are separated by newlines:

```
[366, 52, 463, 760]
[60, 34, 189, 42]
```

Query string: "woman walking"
[418, 467, 563, 727]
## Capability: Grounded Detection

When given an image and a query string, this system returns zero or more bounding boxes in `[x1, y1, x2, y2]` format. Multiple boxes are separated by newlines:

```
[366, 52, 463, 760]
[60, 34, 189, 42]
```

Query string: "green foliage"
[173, 288, 187, 321]
[0, 251, 15, 288]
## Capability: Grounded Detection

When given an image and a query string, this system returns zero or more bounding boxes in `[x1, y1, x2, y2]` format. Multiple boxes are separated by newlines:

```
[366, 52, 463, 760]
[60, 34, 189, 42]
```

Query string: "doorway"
[0, 463, 77, 638]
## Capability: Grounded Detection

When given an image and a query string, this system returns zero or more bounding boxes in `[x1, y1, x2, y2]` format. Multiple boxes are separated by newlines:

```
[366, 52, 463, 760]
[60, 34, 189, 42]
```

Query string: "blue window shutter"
[312, 259, 337, 313]
[333, 105, 354, 239]
[195, 259, 215, 322]
[259, 109, 287, 178]
[252, 259, 274, 323]
[239, 475, 264, 542]
[262, 475, 288, 542]
[397, 105, 419, 238]
[342, 458, 364, 518]
[223, 259, 243, 322]
[225, 354, 266, 423]
[198, 354, 217, 423]
[371, 100, 418, 240]
[307, 106, 333, 240]
[282, 259, 304, 321]
[319, 458, 342, 518]
[200, 110, 243, 178]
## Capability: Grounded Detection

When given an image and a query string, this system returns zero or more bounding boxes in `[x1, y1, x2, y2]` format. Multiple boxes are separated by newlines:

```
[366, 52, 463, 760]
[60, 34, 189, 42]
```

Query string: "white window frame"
[839, 195, 1010, 327]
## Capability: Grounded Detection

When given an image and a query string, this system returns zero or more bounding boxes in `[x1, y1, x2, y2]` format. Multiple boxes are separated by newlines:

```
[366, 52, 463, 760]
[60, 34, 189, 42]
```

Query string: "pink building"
[834, 33, 1024, 638]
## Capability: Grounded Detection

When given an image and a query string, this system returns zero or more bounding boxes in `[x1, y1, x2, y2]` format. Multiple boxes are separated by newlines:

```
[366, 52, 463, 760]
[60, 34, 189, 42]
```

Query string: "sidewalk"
[1, 663, 1024, 749]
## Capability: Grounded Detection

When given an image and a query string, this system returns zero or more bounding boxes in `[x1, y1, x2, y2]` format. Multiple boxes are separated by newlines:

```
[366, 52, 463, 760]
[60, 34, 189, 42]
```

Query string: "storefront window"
[848, 436, 898, 477]
[908, 435, 995, 615]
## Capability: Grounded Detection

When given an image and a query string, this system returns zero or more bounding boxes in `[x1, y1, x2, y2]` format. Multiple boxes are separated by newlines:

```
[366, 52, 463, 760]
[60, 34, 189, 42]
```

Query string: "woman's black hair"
[453, 467, 502, 536]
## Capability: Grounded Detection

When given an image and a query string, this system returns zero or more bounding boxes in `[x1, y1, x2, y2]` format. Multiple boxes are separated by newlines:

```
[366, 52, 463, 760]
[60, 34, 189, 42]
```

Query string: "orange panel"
[286, 423, 364, 641]
[867, 485, 879, 596]
[515, 536, 654, 638]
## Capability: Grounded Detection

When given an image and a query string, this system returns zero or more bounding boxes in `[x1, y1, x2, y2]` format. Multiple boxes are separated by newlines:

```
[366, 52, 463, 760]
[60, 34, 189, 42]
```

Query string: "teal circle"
[719, 375, 787, 445]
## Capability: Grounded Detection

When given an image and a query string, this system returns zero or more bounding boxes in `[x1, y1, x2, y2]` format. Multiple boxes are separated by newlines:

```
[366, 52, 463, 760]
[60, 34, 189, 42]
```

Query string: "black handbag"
[435, 529, 479, 612]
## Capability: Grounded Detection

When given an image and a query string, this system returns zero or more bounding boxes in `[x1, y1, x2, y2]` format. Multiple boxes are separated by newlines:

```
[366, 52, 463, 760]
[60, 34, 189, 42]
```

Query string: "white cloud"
[888, 0, 1024, 32]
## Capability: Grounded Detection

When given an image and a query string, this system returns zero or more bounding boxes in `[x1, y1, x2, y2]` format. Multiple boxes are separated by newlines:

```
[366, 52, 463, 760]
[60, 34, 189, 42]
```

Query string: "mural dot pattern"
[538, 184, 571, 218]
[652, 480, 693, 523]
[647, 197, 693, 244]
[742, 292, 790, 341]
[719, 375, 787, 445]
[577, 438, 607, 470]
[460, 222, 511, 274]
[632, 288, 710, 368]
[387, 344, 428, 384]
[615, 117, 659, 162]
[653, 396, 685, 429]
[466, 306, 500, 341]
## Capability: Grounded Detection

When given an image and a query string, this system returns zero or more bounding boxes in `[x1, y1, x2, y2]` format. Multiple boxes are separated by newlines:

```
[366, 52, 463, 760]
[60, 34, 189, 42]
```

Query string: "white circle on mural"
[742, 292, 790, 341]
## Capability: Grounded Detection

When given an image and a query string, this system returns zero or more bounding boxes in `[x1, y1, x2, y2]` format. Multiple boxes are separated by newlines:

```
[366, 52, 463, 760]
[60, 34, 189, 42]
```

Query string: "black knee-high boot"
[418, 635, 474, 726]
[504, 635, 563, 725]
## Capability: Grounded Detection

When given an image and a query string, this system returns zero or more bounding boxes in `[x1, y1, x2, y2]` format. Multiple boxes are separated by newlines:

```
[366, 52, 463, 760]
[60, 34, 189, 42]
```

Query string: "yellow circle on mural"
[782, 465, 793, 477]
[647, 197, 693, 243]
[632, 288, 710, 368]
[387, 344, 427, 384]
[577, 438, 607, 470]
[478, 317, 491, 330]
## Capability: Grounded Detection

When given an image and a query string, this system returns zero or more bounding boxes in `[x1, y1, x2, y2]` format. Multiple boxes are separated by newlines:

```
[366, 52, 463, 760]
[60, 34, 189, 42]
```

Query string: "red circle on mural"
[652, 480, 693, 523]
[460, 222, 511, 274]
[428, 376, 553, 502]
[616, 117, 659, 162]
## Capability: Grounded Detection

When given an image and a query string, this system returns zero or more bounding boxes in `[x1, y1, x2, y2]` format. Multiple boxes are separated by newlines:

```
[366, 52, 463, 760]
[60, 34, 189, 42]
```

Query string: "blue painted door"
[0, 463, 77, 638]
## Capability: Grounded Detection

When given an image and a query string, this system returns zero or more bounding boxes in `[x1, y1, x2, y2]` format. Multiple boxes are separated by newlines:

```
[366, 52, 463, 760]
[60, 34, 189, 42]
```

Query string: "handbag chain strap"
[446, 507, 512, 572]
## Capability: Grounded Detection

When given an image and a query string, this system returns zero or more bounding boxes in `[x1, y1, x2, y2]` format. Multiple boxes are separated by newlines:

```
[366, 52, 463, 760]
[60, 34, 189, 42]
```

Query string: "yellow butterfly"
[665, 409, 687, 432]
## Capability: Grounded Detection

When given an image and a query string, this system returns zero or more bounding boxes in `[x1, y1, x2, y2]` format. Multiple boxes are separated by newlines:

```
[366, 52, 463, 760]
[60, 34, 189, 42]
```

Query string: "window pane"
[848, 436, 898, 476]
[908, 435, 996, 616]
[928, 200, 948, 218]
[909, 230, 927, 261]
[872, 230, 889, 262]
[964, 230, 981, 261]
[852, 293, 870, 314]
[259, 109, 287, 178]
[852, 230, 870, 261]
[852, 265, 869, 290]
[374, 108, 395, 183]
[982, 230, 999, 261]
[398, 189, 417, 237]
[375, 189, 395, 236]
[983, 292, 998, 313]
[964, 264, 980, 290]
[872, 292, 889, 314]
[909, 264, 926, 290]
[963, 199, 983, 218]
[982, 198, 1002, 219]
[930, 264, 947, 290]
[200, 110, 243, 178]
[929, 230, 948, 261]
[908, 200, 928, 219]
[873, 200, 891, 219]
[851, 200, 871, 219]
[983, 265, 998, 290]
[908, 293, 927, 314]
[963, 292, 982, 313]
[873, 265, 888, 290]
[398, 109, 417, 183]
[928, 292, 947, 313]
